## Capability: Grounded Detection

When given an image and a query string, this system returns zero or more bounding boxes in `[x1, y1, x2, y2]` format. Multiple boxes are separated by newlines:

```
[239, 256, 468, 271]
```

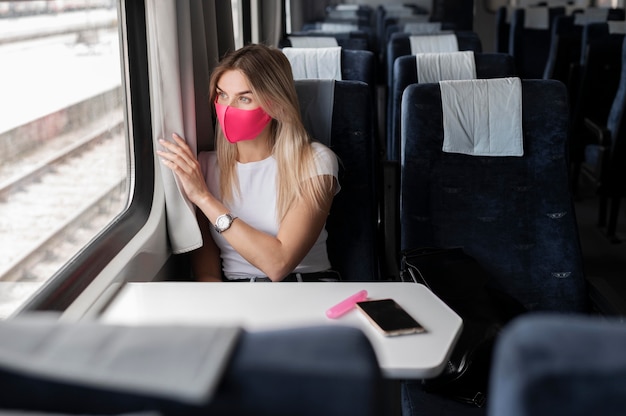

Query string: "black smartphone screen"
[356, 299, 426, 336]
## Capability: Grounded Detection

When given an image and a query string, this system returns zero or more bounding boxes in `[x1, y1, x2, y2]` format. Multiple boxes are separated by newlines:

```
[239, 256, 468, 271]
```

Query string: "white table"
[100, 281, 462, 380]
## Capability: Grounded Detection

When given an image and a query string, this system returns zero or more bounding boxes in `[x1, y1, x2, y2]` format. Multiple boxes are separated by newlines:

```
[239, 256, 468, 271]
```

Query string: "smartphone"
[356, 299, 426, 336]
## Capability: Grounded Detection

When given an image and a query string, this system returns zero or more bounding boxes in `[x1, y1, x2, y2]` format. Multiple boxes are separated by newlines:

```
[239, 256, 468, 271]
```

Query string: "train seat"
[385, 30, 482, 151]
[508, 6, 566, 79]
[324, 4, 373, 27]
[284, 47, 379, 145]
[542, 15, 583, 84]
[384, 20, 456, 49]
[282, 46, 343, 80]
[569, 23, 624, 195]
[400, 78, 587, 312]
[382, 52, 516, 275]
[579, 37, 626, 242]
[429, 0, 474, 31]
[544, 10, 625, 95]
[375, 4, 429, 58]
[399, 78, 588, 415]
[0, 314, 383, 416]
[294, 79, 381, 281]
[489, 314, 626, 416]
[282, 47, 376, 99]
[300, 22, 377, 51]
[388, 52, 516, 162]
[494, 6, 510, 54]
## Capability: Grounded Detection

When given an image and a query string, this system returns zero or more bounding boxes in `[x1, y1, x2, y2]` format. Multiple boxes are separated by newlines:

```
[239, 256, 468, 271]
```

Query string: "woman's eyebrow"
[216, 85, 253, 96]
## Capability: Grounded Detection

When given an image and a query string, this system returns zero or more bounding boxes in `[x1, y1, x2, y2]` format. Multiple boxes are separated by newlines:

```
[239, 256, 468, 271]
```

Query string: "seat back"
[0, 315, 384, 416]
[400, 79, 587, 312]
[430, 0, 474, 31]
[376, 4, 429, 57]
[543, 15, 583, 82]
[579, 38, 626, 240]
[495, 6, 510, 53]
[300, 22, 377, 52]
[603, 39, 626, 189]
[283, 47, 381, 173]
[509, 6, 566, 78]
[385, 31, 482, 150]
[282, 48, 377, 101]
[490, 314, 626, 416]
[295, 80, 380, 281]
[547, 11, 625, 101]
[388, 52, 516, 162]
[569, 23, 624, 182]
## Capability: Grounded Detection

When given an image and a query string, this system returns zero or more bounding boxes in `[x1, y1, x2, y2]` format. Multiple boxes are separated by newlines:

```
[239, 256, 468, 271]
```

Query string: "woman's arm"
[158, 134, 336, 281]
[217, 175, 335, 281]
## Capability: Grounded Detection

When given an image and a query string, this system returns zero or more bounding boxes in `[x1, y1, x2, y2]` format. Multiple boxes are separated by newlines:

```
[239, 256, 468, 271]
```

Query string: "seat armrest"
[583, 117, 611, 146]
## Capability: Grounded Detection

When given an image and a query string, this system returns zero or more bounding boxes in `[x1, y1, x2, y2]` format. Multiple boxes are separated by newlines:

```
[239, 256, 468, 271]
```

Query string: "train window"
[0, 0, 148, 318]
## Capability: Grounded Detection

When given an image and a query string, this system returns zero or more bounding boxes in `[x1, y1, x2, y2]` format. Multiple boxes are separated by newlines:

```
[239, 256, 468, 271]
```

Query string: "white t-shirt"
[198, 142, 340, 280]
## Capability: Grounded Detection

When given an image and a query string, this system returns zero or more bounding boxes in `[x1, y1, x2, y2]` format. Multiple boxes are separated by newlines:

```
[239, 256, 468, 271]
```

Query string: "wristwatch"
[214, 213, 237, 234]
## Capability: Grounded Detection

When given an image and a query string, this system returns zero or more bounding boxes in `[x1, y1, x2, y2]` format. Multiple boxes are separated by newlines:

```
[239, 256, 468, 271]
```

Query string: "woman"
[158, 44, 340, 282]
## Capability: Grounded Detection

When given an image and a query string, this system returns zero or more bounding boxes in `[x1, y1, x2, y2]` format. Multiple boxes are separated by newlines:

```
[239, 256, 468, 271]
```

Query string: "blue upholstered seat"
[400, 79, 587, 312]
[544, 9, 625, 84]
[494, 7, 510, 54]
[295, 79, 381, 281]
[569, 23, 624, 194]
[580, 38, 626, 242]
[543, 15, 583, 83]
[0, 316, 383, 416]
[399, 78, 588, 415]
[508, 7, 566, 79]
[300, 23, 377, 52]
[489, 314, 626, 416]
[388, 52, 516, 162]
[282, 48, 378, 113]
[375, 4, 429, 57]
[429, 0, 474, 31]
[385, 31, 482, 156]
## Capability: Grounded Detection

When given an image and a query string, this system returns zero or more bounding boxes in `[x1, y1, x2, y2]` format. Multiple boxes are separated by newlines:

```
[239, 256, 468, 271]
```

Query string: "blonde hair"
[209, 43, 333, 221]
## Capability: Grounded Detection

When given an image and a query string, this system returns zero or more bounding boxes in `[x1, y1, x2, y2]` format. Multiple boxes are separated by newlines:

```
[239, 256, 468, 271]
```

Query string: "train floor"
[574, 176, 626, 318]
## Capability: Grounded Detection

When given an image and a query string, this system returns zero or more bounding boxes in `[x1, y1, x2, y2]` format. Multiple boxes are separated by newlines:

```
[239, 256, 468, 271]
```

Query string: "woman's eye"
[217, 92, 227, 100]
[239, 96, 251, 104]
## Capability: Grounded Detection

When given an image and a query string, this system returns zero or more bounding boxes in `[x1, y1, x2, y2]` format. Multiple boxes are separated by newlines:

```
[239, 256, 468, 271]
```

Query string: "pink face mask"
[214, 101, 272, 143]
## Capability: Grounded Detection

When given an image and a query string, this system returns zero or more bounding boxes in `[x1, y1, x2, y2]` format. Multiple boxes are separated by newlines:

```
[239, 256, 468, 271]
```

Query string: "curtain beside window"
[145, 0, 234, 254]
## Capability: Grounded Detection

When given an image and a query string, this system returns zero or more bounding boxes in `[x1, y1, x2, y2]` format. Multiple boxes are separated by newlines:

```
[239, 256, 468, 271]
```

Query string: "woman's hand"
[157, 133, 210, 205]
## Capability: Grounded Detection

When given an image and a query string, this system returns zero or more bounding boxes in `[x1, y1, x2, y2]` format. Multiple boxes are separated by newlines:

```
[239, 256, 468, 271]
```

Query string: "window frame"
[17, 0, 154, 313]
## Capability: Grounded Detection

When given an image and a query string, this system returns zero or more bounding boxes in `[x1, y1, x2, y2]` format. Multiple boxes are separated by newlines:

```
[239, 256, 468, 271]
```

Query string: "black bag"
[400, 247, 527, 407]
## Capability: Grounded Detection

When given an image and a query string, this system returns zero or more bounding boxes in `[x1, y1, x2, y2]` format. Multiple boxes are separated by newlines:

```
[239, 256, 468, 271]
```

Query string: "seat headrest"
[282, 47, 342, 81]
[404, 22, 443, 34]
[439, 77, 524, 156]
[0, 314, 241, 404]
[415, 51, 477, 83]
[524, 7, 550, 29]
[574, 7, 610, 25]
[608, 20, 626, 33]
[409, 34, 459, 54]
[288, 36, 338, 48]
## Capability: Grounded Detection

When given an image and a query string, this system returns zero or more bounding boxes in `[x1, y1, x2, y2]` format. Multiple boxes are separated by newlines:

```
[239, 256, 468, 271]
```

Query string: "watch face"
[217, 215, 230, 229]
[216, 214, 233, 233]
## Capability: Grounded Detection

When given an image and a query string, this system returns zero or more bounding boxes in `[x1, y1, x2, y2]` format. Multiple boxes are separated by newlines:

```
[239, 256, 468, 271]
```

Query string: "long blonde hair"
[209, 44, 333, 221]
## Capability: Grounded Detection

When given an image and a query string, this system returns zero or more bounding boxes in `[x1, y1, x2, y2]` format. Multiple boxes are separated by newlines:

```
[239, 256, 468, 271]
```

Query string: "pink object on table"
[326, 290, 369, 319]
